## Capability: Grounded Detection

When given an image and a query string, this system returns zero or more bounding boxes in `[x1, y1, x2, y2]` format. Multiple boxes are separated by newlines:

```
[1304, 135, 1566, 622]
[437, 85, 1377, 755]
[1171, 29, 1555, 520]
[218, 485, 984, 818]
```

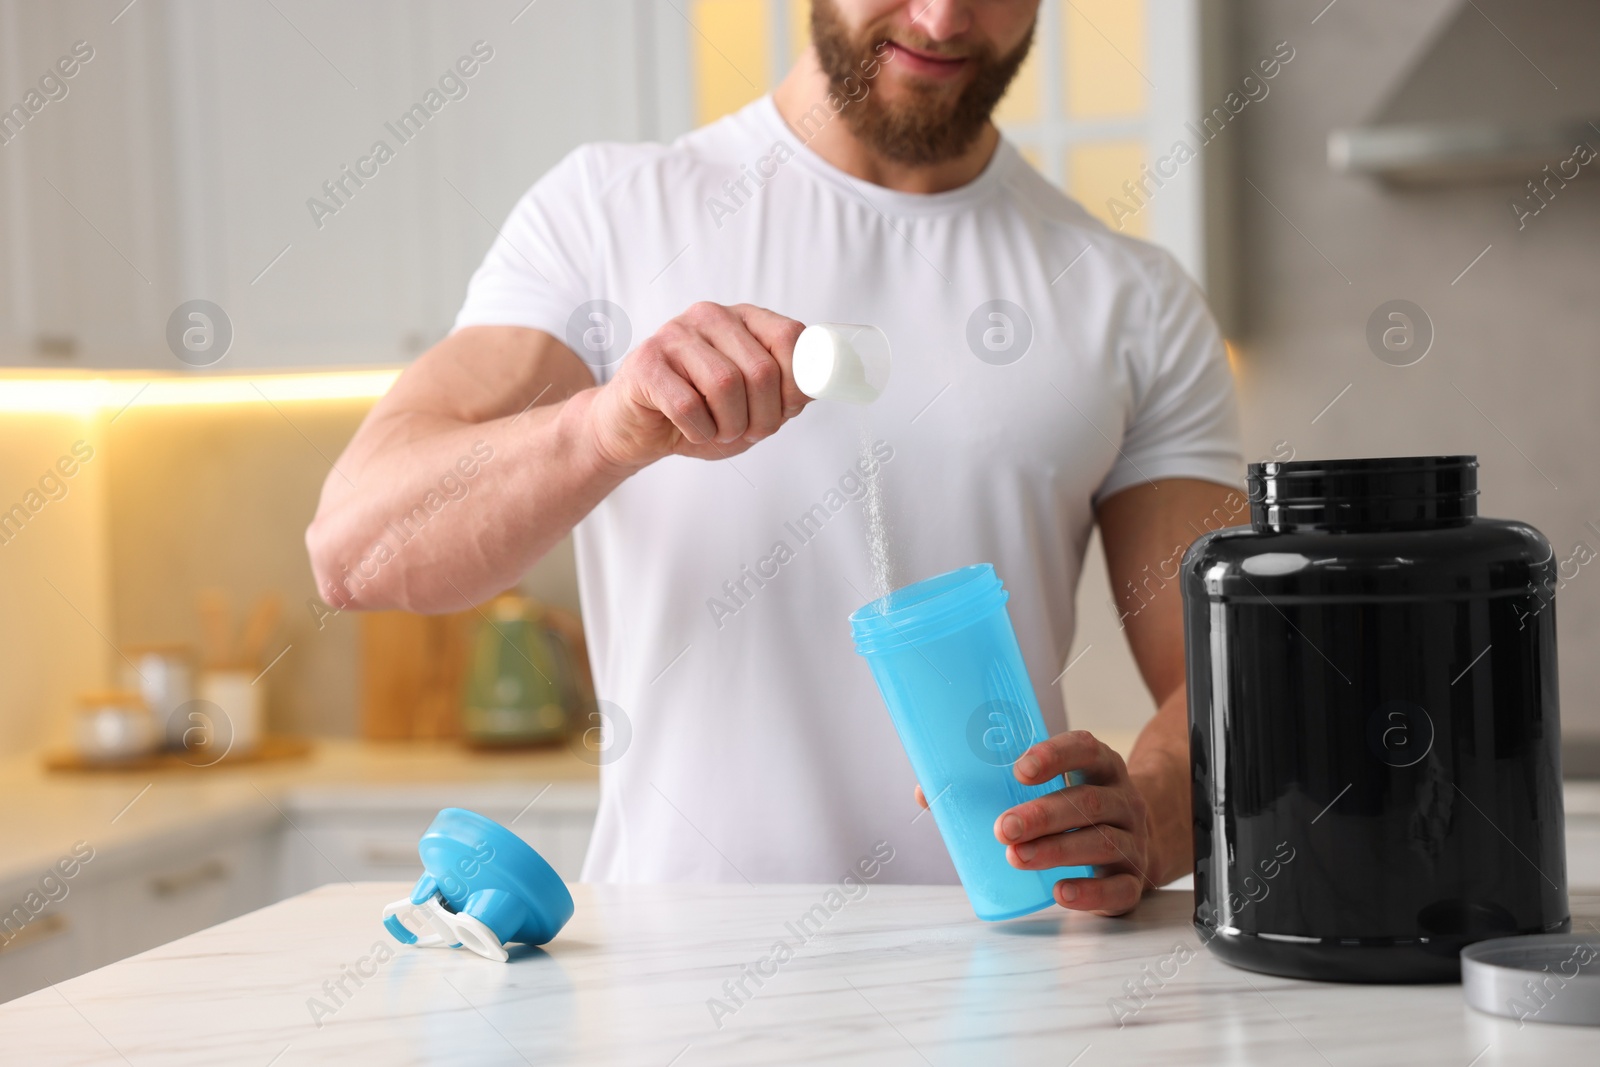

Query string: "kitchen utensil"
[850, 563, 1092, 921]
[461, 593, 579, 747]
[195, 587, 235, 669]
[1463, 933, 1600, 1025]
[73, 691, 159, 763]
[793, 323, 891, 403]
[237, 593, 282, 667]
[381, 807, 573, 962]
[1183, 456, 1568, 983]
[118, 644, 194, 749]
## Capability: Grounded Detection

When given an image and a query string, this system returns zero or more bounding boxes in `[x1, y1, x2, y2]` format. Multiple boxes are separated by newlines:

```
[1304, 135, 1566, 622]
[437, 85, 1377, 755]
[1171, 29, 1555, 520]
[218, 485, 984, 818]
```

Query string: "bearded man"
[307, 0, 1243, 917]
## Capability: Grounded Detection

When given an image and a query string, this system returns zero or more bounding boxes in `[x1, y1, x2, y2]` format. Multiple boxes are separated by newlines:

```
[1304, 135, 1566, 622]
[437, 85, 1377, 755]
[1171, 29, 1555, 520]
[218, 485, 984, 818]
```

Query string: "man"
[306, 0, 1241, 917]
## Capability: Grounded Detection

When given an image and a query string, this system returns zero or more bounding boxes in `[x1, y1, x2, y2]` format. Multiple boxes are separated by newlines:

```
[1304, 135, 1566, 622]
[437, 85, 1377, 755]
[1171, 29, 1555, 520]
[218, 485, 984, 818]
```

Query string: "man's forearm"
[1125, 685, 1194, 889]
[1097, 479, 1237, 892]
[305, 388, 631, 613]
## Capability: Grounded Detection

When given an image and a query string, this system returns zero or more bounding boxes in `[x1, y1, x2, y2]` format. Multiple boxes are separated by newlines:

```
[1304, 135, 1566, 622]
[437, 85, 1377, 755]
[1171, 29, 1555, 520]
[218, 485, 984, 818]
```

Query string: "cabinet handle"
[0, 913, 68, 955]
[150, 858, 230, 898]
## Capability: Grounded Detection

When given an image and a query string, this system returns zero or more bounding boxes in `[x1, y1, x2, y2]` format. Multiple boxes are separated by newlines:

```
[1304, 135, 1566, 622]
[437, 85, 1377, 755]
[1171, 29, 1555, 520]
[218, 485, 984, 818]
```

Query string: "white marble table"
[3, 881, 1596, 1066]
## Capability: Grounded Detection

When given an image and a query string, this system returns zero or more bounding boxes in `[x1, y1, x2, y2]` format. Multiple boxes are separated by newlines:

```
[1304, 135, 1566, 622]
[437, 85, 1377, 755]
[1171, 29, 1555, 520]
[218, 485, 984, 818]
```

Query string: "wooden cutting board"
[359, 601, 593, 742]
[359, 609, 473, 740]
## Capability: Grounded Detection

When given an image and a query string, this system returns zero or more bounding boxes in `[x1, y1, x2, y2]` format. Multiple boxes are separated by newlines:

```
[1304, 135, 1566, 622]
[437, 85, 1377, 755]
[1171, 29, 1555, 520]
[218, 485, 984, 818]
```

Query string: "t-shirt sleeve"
[1094, 252, 1244, 505]
[452, 145, 600, 379]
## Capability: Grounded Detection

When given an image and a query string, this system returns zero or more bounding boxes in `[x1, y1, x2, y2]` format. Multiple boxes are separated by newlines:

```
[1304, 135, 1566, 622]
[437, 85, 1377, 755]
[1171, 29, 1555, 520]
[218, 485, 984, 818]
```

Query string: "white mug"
[197, 670, 263, 756]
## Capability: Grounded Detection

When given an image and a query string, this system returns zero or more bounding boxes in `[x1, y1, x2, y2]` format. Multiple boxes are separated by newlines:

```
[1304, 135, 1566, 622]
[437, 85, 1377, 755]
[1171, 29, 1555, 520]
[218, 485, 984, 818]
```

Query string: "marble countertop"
[3, 881, 1597, 1066]
[0, 740, 597, 897]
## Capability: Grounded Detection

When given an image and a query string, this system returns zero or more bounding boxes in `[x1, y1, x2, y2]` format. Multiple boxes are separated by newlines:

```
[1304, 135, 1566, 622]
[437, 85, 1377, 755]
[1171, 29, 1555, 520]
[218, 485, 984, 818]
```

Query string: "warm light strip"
[0, 370, 401, 414]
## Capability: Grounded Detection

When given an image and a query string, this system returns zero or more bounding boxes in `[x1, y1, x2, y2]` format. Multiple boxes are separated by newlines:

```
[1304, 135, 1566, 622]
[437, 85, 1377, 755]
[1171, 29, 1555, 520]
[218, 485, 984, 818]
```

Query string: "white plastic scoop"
[793, 323, 891, 404]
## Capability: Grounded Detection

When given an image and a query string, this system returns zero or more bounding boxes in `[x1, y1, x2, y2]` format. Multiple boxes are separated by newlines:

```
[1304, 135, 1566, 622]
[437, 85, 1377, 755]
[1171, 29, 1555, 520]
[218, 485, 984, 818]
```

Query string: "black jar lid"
[1249, 455, 1478, 532]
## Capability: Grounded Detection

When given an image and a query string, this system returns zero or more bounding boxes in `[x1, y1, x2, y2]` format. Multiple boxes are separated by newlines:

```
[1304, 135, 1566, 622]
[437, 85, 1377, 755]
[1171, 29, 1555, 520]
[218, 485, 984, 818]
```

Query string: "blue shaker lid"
[391, 807, 574, 950]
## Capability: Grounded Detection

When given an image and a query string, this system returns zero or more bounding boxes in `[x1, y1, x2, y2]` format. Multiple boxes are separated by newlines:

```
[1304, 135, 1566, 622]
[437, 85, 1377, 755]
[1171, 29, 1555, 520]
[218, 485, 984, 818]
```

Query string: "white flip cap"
[793, 323, 891, 404]
[382, 894, 509, 962]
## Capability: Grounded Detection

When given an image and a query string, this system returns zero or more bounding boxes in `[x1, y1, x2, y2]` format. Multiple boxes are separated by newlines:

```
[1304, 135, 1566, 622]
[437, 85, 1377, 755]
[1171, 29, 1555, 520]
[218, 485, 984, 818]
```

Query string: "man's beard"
[811, 0, 1034, 167]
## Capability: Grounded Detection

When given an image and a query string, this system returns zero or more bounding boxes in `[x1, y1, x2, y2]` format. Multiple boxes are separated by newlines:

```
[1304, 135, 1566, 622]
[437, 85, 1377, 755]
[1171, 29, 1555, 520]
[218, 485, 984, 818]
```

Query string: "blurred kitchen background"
[2, 0, 1598, 999]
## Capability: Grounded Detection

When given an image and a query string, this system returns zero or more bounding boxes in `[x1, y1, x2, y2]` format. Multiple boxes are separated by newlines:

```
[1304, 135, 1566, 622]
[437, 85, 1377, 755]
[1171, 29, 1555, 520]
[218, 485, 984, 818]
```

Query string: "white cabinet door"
[0, 824, 277, 1003]
[0, 1, 175, 368]
[86, 829, 279, 969]
[0, 909, 91, 1005]
[277, 783, 599, 898]
[1, 0, 666, 370]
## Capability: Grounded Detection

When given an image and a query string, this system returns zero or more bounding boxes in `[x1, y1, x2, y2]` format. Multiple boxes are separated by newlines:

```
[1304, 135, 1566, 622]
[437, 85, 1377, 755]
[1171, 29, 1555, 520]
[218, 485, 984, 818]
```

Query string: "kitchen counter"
[0, 739, 603, 1002]
[9, 754, 1596, 900]
[4, 736, 1594, 898]
[2, 881, 1597, 1065]
[0, 739, 598, 898]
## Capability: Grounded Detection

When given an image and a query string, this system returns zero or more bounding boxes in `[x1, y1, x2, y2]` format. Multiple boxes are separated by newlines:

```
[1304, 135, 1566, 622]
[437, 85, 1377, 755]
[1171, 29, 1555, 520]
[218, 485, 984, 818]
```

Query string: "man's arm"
[305, 304, 808, 614]
[305, 325, 608, 613]
[1097, 477, 1238, 887]
[932, 477, 1238, 915]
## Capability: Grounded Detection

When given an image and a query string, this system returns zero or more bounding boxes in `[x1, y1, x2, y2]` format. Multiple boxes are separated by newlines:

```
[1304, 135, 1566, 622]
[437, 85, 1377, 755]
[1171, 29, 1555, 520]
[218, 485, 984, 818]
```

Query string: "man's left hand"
[914, 728, 1159, 917]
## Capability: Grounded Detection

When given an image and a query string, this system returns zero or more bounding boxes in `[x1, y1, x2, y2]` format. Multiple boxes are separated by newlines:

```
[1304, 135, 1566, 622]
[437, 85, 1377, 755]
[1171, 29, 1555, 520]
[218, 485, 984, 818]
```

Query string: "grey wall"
[1065, 0, 1600, 762]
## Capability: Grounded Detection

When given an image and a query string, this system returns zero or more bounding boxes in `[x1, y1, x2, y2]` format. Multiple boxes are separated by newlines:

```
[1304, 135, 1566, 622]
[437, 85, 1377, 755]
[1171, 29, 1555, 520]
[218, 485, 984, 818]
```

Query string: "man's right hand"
[306, 304, 808, 612]
[583, 302, 811, 472]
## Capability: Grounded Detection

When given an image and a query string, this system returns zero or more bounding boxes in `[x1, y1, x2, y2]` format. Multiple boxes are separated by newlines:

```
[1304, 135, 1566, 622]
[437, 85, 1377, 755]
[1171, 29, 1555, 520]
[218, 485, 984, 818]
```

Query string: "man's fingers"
[912, 784, 928, 809]
[685, 304, 784, 441]
[996, 783, 1140, 844]
[640, 363, 716, 444]
[613, 303, 809, 464]
[1014, 730, 1123, 787]
[664, 336, 750, 443]
[1006, 823, 1142, 871]
[732, 304, 809, 416]
[1054, 872, 1144, 916]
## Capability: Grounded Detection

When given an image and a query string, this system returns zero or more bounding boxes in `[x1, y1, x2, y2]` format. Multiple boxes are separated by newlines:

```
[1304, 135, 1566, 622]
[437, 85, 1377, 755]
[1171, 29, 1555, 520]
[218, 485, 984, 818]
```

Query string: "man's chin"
[870, 79, 967, 121]
[878, 103, 967, 133]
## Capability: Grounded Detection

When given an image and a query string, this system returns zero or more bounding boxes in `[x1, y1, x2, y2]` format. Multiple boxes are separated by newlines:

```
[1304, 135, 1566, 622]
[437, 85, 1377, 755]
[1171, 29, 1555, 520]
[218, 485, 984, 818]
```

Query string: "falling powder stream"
[860, 427, 896, 604]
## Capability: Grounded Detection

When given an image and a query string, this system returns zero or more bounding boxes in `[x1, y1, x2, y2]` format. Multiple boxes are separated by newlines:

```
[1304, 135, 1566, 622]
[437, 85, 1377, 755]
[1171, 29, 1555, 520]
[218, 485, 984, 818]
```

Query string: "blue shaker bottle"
[850, 563, 1092, 920]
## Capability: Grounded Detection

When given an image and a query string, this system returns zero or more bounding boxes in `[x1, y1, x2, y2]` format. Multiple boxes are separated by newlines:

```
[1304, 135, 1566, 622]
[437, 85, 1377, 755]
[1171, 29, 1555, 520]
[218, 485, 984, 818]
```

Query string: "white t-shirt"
[454, 96, 1242, 885]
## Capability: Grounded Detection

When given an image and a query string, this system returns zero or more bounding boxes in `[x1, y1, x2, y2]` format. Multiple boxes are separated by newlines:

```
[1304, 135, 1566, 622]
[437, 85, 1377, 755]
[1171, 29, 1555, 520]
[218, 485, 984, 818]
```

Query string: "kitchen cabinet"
[85, 831, 279, 968]
[0, 907, 91, 1004]
[0, 740, 600, 1003]
[0, 782, 599, 1002]
[0, 0, 692, 370]
[277, 782, 599, 898]
[0, 822, 278, 1003]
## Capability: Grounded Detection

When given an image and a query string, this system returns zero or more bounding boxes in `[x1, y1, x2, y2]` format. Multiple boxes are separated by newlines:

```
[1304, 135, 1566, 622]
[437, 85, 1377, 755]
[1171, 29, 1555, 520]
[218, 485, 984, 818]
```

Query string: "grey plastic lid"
[1462, 934, 1600, 1026]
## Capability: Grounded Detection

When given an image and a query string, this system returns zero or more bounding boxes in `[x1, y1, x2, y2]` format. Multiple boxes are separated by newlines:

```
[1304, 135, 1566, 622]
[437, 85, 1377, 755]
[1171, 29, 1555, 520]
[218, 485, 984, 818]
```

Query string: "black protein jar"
[1181, 456, 1568, 983]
